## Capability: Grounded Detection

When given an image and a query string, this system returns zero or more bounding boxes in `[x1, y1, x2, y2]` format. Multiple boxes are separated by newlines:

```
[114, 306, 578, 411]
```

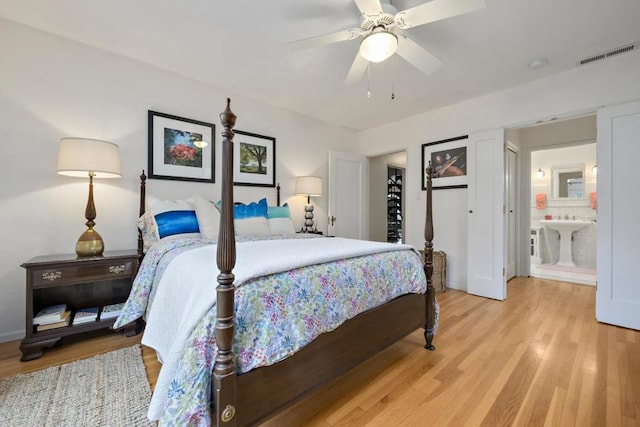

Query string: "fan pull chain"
[367, 63, 372, 98]
[391, 56, 395, 100]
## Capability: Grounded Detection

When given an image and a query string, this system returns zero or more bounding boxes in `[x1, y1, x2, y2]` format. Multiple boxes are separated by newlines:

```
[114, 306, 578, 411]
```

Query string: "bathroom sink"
[540, 219, 592, 267]
[539, 219, 591, 233]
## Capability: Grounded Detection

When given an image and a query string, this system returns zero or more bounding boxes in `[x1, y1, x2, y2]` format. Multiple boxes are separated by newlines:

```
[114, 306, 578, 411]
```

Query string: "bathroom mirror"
[551, 164, 585, 199]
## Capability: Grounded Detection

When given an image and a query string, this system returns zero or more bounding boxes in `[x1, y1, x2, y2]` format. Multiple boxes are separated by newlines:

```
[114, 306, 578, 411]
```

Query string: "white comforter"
[143, 237, 414, 420]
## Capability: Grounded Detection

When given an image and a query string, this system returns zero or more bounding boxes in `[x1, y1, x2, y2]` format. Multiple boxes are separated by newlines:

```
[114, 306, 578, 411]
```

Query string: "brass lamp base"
[76, 228, 104, 257]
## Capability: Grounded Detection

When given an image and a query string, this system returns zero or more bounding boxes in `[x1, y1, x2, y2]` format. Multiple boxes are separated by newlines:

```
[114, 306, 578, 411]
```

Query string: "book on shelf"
[36, 311, 71, 332]
[33, 304, 67, 325]
[100, 302, 125, 320]
[72, 307, 99, 325]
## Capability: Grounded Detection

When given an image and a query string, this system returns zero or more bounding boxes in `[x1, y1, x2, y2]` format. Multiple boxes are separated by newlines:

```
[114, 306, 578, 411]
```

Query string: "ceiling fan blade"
[344, 53, 369, 85]
[289, 28, 363, 51]
[395, 0, 486, 29]
[395, 36, 443, 76]
[354, 0, 383, 17]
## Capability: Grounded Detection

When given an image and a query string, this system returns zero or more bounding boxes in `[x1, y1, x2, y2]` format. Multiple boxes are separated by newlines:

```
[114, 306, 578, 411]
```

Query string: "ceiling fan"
[289, 0, 486, 84]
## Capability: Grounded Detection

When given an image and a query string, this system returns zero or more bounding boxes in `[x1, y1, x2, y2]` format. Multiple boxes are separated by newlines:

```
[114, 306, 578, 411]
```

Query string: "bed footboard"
[211, 99, 436, 426]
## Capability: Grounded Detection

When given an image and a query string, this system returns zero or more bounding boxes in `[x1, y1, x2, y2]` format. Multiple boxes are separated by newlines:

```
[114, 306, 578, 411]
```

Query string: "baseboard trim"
[0, 329, 24, 343]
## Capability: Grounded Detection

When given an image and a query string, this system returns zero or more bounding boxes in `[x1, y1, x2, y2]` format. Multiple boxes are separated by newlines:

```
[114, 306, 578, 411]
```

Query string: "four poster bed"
[116, 99, 438, 426]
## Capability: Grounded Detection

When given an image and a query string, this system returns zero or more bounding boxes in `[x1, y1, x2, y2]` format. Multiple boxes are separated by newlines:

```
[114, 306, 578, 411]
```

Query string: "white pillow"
[268, 218, 296, 235]
[235, 217, 271, 237]
[267, 204, 296, 235]
[193, 194, 220, 239]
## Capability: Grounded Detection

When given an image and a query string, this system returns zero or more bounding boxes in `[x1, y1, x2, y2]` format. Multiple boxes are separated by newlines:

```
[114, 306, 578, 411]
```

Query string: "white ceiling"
[2, 0, 640, 130]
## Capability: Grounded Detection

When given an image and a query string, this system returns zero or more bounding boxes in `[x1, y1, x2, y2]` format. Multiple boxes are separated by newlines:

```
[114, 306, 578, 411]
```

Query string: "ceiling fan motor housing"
[360, 1, 398, 32]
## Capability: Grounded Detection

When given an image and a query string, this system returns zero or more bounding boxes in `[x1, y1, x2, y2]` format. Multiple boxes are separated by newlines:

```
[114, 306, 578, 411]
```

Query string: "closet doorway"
[387, 166, 404, 243]
[368, 150, 406, 243]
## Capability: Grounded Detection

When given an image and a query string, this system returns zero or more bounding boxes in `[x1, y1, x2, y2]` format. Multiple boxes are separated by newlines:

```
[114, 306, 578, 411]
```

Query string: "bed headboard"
[136, 171, 281, 258]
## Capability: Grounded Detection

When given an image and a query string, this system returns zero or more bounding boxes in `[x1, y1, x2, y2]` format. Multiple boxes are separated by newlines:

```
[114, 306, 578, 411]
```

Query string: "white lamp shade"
[359, 29, 398, 63]
[57, 138, 122, 178]
[295, 176, 322, 197]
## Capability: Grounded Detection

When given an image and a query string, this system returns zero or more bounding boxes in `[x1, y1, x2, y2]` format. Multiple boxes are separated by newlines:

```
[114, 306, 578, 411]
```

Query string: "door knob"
[329, 216, 336, 226]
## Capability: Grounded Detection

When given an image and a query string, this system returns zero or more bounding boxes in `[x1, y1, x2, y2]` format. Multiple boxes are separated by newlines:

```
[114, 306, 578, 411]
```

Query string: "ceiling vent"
[578, 42, 639, 66]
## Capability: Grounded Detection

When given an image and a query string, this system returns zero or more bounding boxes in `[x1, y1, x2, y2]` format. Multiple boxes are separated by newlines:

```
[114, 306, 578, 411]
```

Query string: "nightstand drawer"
[31, 259, 135, 287]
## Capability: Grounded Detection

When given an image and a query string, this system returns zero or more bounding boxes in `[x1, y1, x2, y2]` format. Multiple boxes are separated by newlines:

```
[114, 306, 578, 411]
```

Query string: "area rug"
[0, 345, 154, 426]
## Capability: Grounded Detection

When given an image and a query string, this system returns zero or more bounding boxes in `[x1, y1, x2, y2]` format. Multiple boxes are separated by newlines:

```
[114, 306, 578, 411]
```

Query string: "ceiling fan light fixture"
[359, 28, 397, 63]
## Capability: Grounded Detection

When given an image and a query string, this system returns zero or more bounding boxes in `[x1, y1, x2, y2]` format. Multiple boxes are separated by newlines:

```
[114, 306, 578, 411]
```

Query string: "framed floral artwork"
[233, 130, 276, 187]
[148, 111, 215, 183]
[421, 135, 469, 190]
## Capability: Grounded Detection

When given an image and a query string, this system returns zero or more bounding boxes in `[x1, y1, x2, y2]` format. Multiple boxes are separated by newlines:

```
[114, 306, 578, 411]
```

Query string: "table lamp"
[57, 138, 122, 257]
[295, 176, 322, 232]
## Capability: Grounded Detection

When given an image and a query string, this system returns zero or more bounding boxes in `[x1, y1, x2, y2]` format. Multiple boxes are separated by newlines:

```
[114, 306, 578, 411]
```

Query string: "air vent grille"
[579, 42, 639, 66]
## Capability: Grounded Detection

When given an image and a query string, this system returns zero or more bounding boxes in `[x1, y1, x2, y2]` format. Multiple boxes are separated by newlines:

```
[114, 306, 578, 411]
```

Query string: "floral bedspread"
[116, 236, 429, 426]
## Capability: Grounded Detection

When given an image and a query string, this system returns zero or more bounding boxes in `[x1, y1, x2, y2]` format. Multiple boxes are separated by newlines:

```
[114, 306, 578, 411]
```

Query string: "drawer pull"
[42, 271, 62, 281]
[109, 265, 126, 274]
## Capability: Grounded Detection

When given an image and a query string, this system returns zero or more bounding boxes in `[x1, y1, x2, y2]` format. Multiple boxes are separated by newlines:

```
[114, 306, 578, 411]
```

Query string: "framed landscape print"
[148, 111, 215, 183]
[421, 135, 469, 190]
[233, 130, 276, 187]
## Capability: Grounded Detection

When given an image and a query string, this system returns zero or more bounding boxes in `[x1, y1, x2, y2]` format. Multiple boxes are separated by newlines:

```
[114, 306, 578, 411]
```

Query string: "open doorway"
[506, 114, 597, 285]
[368, 150, 406, 243]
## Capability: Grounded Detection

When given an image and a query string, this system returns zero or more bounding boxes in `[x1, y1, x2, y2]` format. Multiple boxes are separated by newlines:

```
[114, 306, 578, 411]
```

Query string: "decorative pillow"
[137, 197, 200, 252]
[267, 203, 296, 235]
[194, 194, 220, 239]
[233, 198, 270, 236]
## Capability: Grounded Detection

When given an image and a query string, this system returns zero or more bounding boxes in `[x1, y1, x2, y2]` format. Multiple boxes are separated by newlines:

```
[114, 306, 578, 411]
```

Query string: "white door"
[467, 129, 506, 300]
[506, 147, 517, 280]
[328, 151, 368, 239]
[596, 101, 640, 330]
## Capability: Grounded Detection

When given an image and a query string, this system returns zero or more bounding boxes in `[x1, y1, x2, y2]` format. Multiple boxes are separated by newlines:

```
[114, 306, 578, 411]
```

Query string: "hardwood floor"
[1, 277, 638, 426]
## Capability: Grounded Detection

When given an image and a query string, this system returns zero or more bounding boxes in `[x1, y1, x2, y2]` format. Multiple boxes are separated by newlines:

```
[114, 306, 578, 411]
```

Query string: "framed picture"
[148, 111, 215, 183]
[233, 130, 276, 187]
[421, 135, 469, 190]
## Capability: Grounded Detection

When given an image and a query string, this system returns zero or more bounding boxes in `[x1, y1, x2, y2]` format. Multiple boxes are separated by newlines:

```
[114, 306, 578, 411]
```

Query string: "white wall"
[357, 52, 640, 291]
[0, 19, 358, 341]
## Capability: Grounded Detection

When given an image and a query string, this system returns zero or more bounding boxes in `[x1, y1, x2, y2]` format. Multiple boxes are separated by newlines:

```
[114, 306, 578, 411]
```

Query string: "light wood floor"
[1, 277, 638, 426]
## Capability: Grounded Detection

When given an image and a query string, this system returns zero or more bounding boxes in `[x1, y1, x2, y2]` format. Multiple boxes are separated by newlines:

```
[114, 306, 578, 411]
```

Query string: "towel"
[536, 193, 547, 209]
[590, 191, 597, 210]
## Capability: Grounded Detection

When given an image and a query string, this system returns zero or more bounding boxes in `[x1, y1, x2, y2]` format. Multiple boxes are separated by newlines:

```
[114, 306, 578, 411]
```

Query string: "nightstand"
[20, 250, 142, 361]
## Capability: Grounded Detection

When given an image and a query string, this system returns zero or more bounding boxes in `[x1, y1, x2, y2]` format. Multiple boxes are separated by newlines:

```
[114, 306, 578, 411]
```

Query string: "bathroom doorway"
[507, 114, 597, 286]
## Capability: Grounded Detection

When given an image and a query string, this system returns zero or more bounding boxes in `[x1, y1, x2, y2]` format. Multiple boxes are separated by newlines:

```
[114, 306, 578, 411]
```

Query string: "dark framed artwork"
[421, 135, 469, 190]
[233, 130, 276, 187]
[148, 111, 215, 183]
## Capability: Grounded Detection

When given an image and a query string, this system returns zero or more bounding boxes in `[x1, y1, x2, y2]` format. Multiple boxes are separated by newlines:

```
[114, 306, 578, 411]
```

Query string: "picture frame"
[421, 135, 469, 190]
[233, 130, 276, 187]
[148, 111, 215, 183]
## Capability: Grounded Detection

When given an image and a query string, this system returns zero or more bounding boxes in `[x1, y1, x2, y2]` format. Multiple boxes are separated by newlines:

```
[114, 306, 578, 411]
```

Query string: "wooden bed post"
[423, 161, 436, 350]
[214, 98, 238, 426]
[137, 170, 147, 259]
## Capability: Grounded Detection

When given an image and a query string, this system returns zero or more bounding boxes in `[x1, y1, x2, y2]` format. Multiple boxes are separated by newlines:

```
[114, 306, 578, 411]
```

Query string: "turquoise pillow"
[267, 203, 290, 219]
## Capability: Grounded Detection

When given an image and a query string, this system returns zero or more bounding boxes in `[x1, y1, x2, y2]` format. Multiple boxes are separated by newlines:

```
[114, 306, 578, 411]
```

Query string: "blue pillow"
[155, 210, 200, 239]
[233, 198, 268, 219]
